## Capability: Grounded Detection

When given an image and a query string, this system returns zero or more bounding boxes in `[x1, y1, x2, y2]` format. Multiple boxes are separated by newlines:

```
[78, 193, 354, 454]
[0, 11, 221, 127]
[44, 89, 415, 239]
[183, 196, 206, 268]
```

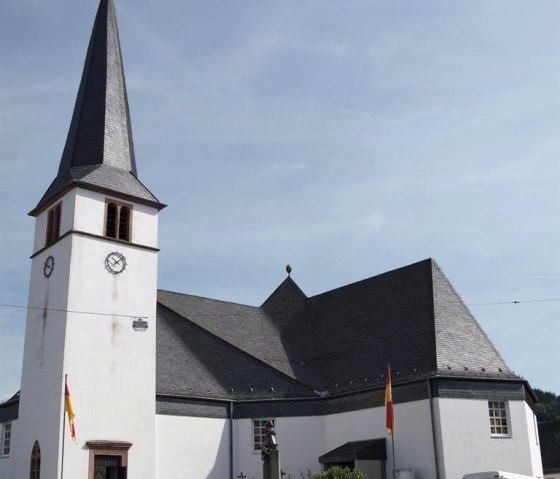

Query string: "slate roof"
[156, 259, 517, 400]
[0, 391, 20, 423]
[30, 0, 163, 215]
[319, 439, 387, 463]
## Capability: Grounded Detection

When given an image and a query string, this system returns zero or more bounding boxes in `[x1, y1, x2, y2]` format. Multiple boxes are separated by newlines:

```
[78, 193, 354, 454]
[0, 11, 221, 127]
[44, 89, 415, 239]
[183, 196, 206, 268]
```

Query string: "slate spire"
[31, 0, 164, 215]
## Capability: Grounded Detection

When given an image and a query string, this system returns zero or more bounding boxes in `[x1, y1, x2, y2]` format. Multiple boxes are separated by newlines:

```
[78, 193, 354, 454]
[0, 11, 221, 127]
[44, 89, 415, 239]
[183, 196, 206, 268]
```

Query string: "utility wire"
[468, 298, 560, 306]
[0, 303, 153, 319]
[1, 297, 560, 317]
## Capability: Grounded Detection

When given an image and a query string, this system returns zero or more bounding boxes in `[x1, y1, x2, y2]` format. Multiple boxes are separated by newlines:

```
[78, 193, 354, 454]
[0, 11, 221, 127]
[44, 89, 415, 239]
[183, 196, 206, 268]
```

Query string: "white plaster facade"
[149, 397, 543, 479]
[13, 187, 159, 479]
[156, 415, 231, 479]
[436, 398, 542, 478]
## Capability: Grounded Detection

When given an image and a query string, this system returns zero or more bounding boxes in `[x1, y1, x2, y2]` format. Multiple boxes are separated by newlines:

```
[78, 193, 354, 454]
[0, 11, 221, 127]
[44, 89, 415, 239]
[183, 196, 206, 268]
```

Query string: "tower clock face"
[105, 251, 126, 274]
[43, 255, 55, 278]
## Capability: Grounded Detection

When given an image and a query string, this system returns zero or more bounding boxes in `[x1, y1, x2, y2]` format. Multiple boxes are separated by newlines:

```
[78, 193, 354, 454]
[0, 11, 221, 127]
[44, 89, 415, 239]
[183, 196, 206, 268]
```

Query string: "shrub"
[310, 466, 368, 479]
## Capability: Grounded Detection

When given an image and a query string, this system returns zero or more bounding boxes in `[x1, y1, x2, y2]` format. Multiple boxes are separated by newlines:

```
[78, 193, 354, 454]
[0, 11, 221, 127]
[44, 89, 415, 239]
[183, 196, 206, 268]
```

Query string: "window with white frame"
[253, 419, 275, 452]
[488, 400, 510, 436]
[1, 422, 11, 456]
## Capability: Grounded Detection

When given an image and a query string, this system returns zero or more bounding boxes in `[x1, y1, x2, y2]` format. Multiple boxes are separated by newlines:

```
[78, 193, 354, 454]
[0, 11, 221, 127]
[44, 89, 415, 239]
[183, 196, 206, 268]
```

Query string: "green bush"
[310, 466, 368, 479]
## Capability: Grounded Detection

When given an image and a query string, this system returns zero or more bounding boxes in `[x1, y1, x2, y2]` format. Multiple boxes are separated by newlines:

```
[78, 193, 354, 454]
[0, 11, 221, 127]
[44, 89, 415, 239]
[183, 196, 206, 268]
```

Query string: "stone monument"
[261, 421, 281, 479]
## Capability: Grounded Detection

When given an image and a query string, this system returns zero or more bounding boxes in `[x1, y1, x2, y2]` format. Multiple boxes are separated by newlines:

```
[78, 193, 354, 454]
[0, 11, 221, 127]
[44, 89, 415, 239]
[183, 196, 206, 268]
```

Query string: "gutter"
[229, 401, 234, 479]
[427, 379, 441, 479]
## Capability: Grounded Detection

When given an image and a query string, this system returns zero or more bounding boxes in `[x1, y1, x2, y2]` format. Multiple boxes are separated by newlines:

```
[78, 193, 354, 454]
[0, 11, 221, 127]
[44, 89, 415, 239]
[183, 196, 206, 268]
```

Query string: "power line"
[0, 303, 154, 319]
[467, 298, 560, 306]
[1, 296, 560, 317]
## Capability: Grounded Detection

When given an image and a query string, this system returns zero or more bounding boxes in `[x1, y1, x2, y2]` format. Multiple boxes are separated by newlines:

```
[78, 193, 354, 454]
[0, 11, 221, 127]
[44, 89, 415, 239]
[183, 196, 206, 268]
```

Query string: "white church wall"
[32, 191, 75, 254]
[233, 418, 262, 479]
[436, 397, 543, 478]
[16, 187, 160, 479]
[60, 230, 158, 478]
[71, 188, 159, 248]
[233, 416, 325, 479]
[12, 234, 72, 478]
[387, 399, 438, 479]
[325, 400, 437, 479]
[523, 402, 544, 476]
[355, 460, 383, 479]
[0, 456, 11, 479]
[31, 188, 160, 254]
[131, 202, 159, 248]
[0, 421, 14, 479]
[156, 414, 230, 479]
[274, 416, 326, 478]
[72, 188, 107, 237]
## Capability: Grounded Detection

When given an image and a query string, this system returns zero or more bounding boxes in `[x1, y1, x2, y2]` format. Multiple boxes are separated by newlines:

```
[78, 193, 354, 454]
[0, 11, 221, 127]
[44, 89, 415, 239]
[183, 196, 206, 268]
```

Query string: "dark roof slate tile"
[157, 290, 295, 379]
[156, 303, 314, 399]
[30, 0, 163, 215]
[432, 261, 511, 374]
[156, 259, 518, 400]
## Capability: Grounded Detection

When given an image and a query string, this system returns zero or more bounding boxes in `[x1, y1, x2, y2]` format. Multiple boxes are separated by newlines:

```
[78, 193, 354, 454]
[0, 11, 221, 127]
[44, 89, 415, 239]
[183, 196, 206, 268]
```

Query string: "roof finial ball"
[286, 264, 292, 276]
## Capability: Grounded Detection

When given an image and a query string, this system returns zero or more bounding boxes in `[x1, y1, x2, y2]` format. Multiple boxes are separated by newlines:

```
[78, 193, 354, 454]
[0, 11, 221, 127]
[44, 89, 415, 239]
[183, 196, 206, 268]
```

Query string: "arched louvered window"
[105, 201, 132, 242]
[29, 440, 40, 479]
[118, 206, 130, 241]
[46, 203, 62, 246]
[106, 202, 117, 238]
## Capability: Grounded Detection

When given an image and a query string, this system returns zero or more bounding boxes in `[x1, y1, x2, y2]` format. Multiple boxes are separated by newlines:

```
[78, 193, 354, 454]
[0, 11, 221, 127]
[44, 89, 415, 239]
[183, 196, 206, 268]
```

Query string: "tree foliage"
[310, 466, 368, 479]
[534, 388, 560, 423]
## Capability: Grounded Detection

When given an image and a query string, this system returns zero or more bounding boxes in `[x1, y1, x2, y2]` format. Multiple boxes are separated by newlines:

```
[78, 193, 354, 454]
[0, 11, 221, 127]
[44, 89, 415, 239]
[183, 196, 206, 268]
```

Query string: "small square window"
[1, 422, 11, 456]
[488, 401, 510, 437]
[253, 419, 275, 452]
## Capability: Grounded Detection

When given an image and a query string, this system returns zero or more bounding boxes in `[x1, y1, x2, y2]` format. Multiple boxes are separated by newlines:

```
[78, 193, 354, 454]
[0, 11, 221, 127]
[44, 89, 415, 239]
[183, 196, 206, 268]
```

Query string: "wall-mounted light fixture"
[132, 317, 148, 332]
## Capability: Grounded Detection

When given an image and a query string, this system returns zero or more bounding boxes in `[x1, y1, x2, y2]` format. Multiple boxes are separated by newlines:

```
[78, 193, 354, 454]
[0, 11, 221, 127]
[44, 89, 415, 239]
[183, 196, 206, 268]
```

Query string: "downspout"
[427, 379, 441, 479]
[230, 401, 234, 479]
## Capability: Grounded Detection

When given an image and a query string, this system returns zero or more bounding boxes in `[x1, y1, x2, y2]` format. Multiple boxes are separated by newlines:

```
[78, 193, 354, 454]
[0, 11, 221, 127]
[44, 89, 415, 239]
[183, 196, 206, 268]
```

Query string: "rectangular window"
[1, 422, 11, 456]
[253, 418, 275, 452]
[488, 400, 510, 436]
[87, 441, 131, 479]
[46, 202, 62, 246]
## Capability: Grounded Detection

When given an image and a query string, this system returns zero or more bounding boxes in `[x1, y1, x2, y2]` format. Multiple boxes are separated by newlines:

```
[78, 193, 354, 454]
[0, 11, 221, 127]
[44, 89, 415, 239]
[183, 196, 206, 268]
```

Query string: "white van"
[463, 472, 539, 479]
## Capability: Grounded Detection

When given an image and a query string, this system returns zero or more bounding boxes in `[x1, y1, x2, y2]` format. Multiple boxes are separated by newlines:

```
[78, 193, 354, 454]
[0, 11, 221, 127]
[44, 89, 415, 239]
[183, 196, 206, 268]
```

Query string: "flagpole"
[386, 363, 396, 479]
[391, 432, 396, 479]
[60, 374, 67, 479]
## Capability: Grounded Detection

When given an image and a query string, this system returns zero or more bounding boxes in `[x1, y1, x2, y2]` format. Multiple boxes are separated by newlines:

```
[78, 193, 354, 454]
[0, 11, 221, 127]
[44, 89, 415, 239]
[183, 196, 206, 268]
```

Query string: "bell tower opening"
[45, 202, 61, 246]
[105, 201, 132, 242]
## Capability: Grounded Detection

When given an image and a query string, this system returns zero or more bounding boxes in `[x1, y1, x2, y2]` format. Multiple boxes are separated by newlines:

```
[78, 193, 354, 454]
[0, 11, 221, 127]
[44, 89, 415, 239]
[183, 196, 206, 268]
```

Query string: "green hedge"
[310, 466, 368, 479]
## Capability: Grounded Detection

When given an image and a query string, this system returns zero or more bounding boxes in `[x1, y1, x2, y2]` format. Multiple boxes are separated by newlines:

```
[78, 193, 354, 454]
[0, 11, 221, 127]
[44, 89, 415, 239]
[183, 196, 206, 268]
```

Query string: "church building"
[0, 1, 544, 478]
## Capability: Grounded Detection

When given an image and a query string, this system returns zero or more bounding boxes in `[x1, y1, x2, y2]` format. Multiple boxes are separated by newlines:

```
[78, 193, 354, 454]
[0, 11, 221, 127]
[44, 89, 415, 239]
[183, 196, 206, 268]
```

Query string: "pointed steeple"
[30, 0, 164, 215]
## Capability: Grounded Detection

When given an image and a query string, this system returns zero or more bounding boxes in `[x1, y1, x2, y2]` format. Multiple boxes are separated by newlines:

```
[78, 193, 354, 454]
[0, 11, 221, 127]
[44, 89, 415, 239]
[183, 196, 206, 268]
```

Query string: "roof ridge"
[309, 258, 434, 300]
[158, 289, 260, 309]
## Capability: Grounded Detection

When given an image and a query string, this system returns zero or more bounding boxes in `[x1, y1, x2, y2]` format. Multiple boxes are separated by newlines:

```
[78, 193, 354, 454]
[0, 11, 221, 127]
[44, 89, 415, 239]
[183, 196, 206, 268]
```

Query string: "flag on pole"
[64, 383, 77, 443]
[385, 364, 395, 434]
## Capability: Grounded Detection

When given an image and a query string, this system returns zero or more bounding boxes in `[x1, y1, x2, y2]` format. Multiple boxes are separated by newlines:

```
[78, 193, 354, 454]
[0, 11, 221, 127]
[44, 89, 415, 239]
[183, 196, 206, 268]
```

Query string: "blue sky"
[1, 0, 559, 401]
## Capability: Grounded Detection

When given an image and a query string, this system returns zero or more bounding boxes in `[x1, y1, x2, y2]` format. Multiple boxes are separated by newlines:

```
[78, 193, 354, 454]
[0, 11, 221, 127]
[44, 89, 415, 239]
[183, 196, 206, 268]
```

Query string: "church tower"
[13, 1, 164, 478]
